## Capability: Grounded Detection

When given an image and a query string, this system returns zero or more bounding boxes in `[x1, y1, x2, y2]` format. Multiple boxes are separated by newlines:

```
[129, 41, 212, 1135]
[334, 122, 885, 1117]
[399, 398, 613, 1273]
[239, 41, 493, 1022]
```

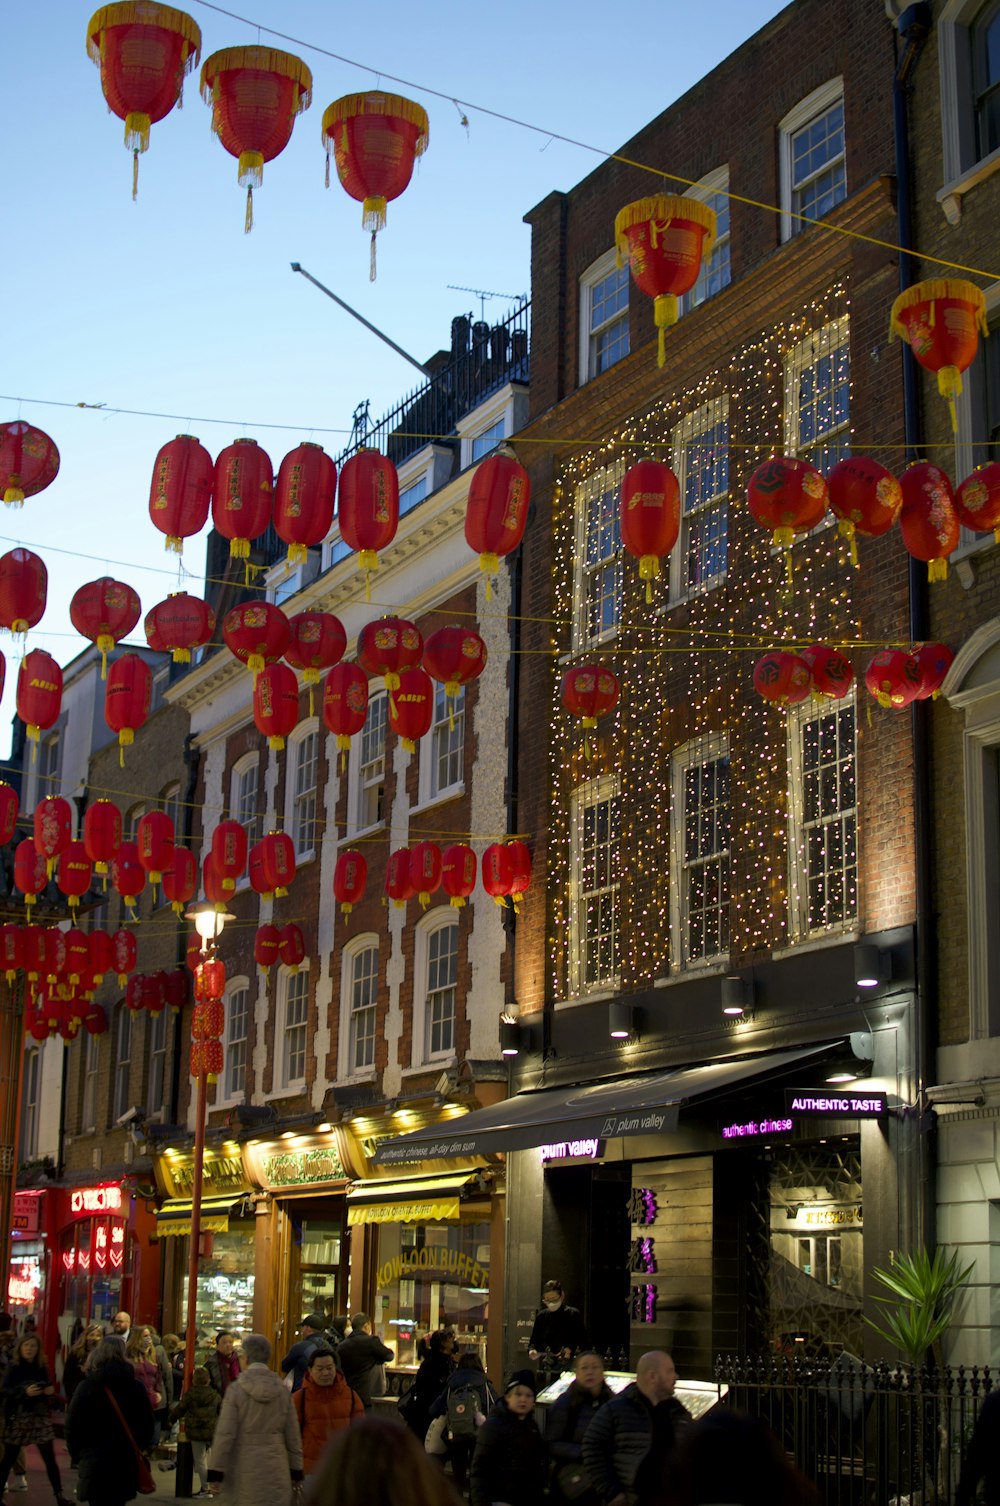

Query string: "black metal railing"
[716, 1353, 994, 1506]
[337, 302, 530, 470]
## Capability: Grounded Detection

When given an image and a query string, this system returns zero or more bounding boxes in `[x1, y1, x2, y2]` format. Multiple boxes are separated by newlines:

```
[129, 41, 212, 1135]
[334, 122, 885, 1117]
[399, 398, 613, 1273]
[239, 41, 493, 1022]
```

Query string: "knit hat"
[300, 1313, 326, 1330]
[504, 1369, 537, 1396]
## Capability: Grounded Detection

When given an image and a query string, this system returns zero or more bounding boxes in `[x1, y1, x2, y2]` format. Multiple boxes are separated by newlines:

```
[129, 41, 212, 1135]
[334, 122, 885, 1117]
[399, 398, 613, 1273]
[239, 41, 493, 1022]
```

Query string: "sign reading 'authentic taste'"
[785, 1090, 886, 1116]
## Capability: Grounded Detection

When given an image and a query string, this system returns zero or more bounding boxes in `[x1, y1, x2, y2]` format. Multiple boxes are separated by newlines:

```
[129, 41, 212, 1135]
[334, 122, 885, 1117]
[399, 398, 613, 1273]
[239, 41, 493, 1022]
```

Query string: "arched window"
[340, 937, 379, 1078]
[285, 721, 320, 860]
[413, 912, 459, 1064]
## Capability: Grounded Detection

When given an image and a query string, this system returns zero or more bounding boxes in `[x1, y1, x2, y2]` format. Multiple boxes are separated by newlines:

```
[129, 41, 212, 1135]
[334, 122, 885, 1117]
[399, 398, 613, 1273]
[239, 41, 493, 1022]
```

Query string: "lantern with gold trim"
[465, 449, 529, 599]
[388, 666, 433, 755]
[752, 651, 812, 708]
[322, 662, 369, 769]
[337, 450, 399, 600]
[899, 461, 959, 582]
[201, 45, 312, 231]
[112, 842, 146, 919]
[482, 843, 514, 907]
[203, 850, 230, 908]
[104, 653, 152, 763]
[212, 820, 247, 893]
[747, 456, 829, 586]
[278, 923, 306, 973]
[17, 649, 62, 748]
[254, 923, 281, 975]
[259, 831, 295, 900]
[890, 278, 988, 431]
[84, 799, 122, 880]
[358, 617, 423, 714]
[253, 662, 299, 750]
[561, 664, 620, 757]
[163, 844, 196, 915]
[70, 577, 141, 678]
[148, 434, 213, 553]
[86, 3, 201, 198]
[223, 602, 290, 684]
[285, 610, 346, 714]
[212, 439, 274, 561]
[384, 848, 414, 910]
[0, 784, 18, 847]
[56, 845, 93, 914]
[507, 840, 532, 913]
[914, 642, 955, 701]
[322, 92, 429, 278]
[274, 443, 337, 566]
[88, 929, 114, 984]
[865, 649, 922, 710]
[137, 809, 174, 886]
[423, 627, 487, 730]
[15, 840, 47, 912]
[144, 592, 215, 662]
[955, 463, 1000, 542]
[333, 849, 367, 915]
[441, 845, 476, 908]
[0, 422, 59, 509]
[409, 841, 442, 909]
[799, 643, 854, 702]
[34, 796, 72, 877]
[0, 549, 47, 639]
[113, 927, 137, 987]
[827, 456, 903, 567]
[0, 925, 23, 983]
[620, 460, 681, 601]
[614, 195, 717, 366]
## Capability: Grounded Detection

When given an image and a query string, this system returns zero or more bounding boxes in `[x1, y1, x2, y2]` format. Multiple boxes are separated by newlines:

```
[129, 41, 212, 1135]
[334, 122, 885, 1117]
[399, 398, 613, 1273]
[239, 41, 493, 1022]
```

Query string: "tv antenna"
[446, 284, 528, 320]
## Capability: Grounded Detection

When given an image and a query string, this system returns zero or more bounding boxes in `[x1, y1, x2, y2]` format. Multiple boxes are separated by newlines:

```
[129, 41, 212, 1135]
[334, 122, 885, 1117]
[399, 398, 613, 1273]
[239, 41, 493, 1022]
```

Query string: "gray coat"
[210, 1364, 303, 1505]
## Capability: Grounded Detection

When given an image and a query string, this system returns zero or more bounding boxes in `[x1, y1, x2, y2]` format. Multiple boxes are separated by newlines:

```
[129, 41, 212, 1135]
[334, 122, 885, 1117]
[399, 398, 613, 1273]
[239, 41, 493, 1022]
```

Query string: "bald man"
[582, 1351, 691, 1506]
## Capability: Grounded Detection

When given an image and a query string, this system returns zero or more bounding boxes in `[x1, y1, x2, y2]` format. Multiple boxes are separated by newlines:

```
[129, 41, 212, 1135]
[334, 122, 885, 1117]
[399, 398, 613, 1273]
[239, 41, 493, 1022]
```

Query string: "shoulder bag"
[104, 1387, 156, 1495]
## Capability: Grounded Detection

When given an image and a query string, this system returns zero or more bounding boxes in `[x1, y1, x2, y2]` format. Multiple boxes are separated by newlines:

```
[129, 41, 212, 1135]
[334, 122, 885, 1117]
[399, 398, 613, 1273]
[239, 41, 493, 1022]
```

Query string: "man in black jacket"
[956, 1388, 1000, 1506]
[528, 1280, 588, 1365]
[582, 1351, 691, 1506]
[335, 1313, 393, 1410]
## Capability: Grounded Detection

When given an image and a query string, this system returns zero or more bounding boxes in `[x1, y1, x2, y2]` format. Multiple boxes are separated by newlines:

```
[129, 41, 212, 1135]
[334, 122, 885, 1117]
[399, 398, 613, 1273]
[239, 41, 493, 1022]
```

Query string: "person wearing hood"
[546, 1350, 614, 1505]
[427, 1349, 498, 1495]
[65, 1335, 155, 1506]
[292, 1345, 363, 1474]
[470, 1369, 548, 1506]
[207, 1334, 303, 1504]
[528, 1281, 588, 1366]
[169, 1366, 222, 1498]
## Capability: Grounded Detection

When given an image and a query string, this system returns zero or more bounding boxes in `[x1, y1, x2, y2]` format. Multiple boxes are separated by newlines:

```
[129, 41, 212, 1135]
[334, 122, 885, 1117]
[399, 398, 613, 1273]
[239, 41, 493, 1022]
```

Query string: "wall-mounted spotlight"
[609, 1001, 636, 1040]
[854, 942, 890, 989]
[721, 975, 753, 1017]
[500, 1014, 523, 1057]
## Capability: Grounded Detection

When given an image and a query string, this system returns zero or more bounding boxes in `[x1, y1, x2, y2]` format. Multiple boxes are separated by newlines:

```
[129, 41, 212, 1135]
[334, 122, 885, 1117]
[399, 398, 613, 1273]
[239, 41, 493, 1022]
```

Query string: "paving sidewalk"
[11, 1442, 195, 1504]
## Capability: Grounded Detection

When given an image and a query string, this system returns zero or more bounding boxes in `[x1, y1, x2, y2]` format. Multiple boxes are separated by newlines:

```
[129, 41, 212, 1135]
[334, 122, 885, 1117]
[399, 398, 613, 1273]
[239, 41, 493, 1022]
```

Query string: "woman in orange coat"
[292, 1346, 364, 1474]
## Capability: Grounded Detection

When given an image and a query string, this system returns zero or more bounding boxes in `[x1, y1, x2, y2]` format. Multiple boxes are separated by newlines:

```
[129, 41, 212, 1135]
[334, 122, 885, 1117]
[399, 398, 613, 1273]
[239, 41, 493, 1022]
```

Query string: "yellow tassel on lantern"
[837, 519, 859, 568]
[639, 554, 660, 604]
[269, 735, 285, 751]
[937, 366, 962, 434]
[98, 633, 114, 679]
[172, 648, 191, 663]
[287, 543, 308, 566]
[928, 557, 949, 582]
[165, 534, 183, 554]
[229, 536, 251, 559]
[653, 293, 679, 367]
[4, 484, 24, 508]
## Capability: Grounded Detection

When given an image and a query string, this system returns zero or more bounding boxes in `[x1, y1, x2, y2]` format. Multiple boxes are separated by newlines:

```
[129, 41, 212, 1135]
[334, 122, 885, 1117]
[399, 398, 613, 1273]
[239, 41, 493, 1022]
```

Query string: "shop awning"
[373, 1043, 838, 1164]
[155, 1195, 245, 1238]
[346, 1173, 479, 1225]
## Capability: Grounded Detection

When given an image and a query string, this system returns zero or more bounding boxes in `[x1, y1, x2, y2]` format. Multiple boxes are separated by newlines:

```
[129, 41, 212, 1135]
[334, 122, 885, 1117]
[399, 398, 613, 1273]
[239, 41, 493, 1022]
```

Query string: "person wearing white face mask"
[527, 1281, 588, 1366]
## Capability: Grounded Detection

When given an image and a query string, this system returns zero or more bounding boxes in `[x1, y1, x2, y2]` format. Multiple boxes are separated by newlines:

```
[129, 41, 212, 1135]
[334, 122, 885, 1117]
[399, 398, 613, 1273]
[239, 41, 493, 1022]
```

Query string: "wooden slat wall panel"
[629, 1156, 714, 1378]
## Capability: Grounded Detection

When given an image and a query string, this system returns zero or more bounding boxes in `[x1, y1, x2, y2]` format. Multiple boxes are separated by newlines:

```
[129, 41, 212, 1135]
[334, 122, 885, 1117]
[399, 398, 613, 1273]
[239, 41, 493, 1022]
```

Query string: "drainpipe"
[169, 732, 201, 1124]
[502, 541, 524, 1010]
[892, 1, 933, 1253]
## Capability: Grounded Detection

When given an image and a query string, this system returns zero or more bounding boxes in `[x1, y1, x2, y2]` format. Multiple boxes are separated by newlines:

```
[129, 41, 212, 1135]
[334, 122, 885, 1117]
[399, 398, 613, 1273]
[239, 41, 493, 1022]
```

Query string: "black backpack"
[446, 1383, 479, 1439]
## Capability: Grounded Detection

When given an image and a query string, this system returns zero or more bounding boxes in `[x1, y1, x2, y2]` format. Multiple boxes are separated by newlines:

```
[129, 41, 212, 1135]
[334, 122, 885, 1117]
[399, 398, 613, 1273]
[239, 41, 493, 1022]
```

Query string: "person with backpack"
[546, 1351, 614, 1505]
[292, 1345, 364, 1474]
[428, 1350, 497, 1496]
[399, 1329, 455, 1443]
[169, 1365, 221, 1498]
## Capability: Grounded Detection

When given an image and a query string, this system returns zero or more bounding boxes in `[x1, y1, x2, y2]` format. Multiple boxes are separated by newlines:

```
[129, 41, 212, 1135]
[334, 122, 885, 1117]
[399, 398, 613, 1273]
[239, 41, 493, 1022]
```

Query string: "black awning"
[373, 1043, 837, 1164]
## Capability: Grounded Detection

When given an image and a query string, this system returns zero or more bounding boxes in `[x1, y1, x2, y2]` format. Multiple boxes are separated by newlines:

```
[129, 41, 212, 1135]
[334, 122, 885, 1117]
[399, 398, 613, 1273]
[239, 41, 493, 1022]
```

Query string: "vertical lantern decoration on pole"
[614, 195, 717, 366]
[148, 435, 213, 554]
[70, 577, 141, 678]
[200, 46, 312, 231]
[321, 92, 429, 278]
[464, 448, 529, 600]
[336, 450, 400, 601]
[0, 422, 59, 509]
[86, 2, 202, 198]
[889, 278, 988, 432]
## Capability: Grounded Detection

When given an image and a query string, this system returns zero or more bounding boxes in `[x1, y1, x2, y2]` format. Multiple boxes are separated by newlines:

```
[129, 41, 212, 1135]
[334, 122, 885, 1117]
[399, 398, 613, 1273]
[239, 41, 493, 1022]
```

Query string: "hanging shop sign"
[159, 1147, 250, 1200]
[244, 1136, 349, 1192]
[539, 1139, 602, 1163]
[70, 1183, 123, 1216]
[11, 1192, 41, 1233]
[779, 1201, 864, 1233]
[784, 1090, 886, 1117]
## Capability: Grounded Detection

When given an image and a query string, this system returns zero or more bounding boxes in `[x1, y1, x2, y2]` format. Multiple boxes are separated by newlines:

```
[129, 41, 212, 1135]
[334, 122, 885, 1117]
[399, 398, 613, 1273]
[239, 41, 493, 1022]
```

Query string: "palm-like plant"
[865, 1248, 974, 1365]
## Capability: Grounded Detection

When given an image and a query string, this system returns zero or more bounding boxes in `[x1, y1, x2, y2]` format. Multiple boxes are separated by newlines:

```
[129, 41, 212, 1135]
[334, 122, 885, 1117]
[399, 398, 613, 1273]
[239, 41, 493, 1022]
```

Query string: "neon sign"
[70, 1184, 123, 1215]
[785, 1091, 886, 1116]
[722, 1117, 795, 1140]
[539, 1139, 601, 1162]
[8, 1259, 40, 1306]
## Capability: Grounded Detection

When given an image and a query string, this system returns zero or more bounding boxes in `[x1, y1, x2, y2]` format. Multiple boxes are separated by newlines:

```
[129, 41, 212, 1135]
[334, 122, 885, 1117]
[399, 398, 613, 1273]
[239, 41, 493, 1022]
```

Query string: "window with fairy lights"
[573, 460, 624, 649]
[679, 169, 732, 316]
[779, 79, 846, 241]
[669, 397, 730, 600]
[786, 695, 858, 938]
[569, 776, 621, 995]
[784, 315, 850, 477]
[579, 248, 630, 384]
[669, 735, 730, 969]
[341, 937, 379, 1078]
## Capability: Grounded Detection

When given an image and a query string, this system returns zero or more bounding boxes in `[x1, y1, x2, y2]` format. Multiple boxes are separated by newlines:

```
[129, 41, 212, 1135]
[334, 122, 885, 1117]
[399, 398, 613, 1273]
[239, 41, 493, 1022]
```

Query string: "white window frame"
[569, 775, 621, 998]
[939, 0, 1000, 220]
[579, 247, 630, 384]
[572, 459, 625, 651]
[456, 383, 528, 472]
[113, 1006, 132, 1122]
[414, 913, 459, 1064]
[669, 396, 730, 602]
[339, 936, 379, 1080]
[148, 1008, 168, 1115]
[783, 314, 851, 479]
[231, 753, 262, 863]
[37, 731, 59, 800]
[680, 168, 732, 315]
[222, 977, 251, 1104]
[669, 733, 731, 972]
[21, 1048, 41, 1160]
[786, 692, 858, 941]
[81, 1032, 99, 1133]
[418, 683, 465, 807]
[278, 966, 309, 1090]
[348, 692, 387, 837]
[125, 802, 146, 847]
[285, 720, 319, 862]
[160, 782, 181, 838]
[779, 78, 846, 241]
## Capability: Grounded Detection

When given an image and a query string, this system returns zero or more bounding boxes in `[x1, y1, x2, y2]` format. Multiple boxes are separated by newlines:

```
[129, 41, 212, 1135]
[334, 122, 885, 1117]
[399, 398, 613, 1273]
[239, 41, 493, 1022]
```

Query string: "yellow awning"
[155, 1195, 243, 1238]
[346, 1174, 475, 1226]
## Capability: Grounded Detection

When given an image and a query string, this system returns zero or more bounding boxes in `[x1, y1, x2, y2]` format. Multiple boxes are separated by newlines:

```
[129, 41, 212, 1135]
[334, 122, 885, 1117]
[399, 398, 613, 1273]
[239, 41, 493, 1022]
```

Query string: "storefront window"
[376, 1216, 490, 1367]
[768, 1141, 863, 1356]
[180, 1224, 255, 1341]
[8, 1243, 44, 1329]
[296, 1221, 341, 1330]
[59, 1216, 133, 1327]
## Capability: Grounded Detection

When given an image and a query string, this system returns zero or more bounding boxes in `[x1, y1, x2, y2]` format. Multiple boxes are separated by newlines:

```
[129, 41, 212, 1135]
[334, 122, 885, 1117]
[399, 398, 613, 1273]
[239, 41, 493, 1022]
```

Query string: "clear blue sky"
[1, 0, 788, 757]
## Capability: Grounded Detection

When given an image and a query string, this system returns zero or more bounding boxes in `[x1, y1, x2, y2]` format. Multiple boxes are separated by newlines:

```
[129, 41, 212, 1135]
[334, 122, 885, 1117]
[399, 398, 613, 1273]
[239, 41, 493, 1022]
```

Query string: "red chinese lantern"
[164, 967, 189, 1013]
[747, 457, 829, 584]
[955, 463, 1000, 542]
[22, 927, 51, 981]
[105, 653, 152, 762]
[57, 845, 93, 914]
[185, 933, 202, 974]
[914, 642, 955, 701]
[258, 831, 296, 899]
[88, 929, 114, 983]
[84, 799, 122, 878]
[148, 434, 213, 554]
[865, 649, 922, 709]
[212, 438, 275, 559]
[614, 195, 717, 365]
[192, 998, 225, 1038]
[70, 578, 141, 678]
[223, 602, 290, 682]
[0, 783, 18, 846]
[357, 617, 423, 710]
[423, 627, 487, 727]
[34, 796, 73, 876]
[385, 849, 414, 909]
[26, 1008, 51, 1043]
[620, 460, 681, 600]
[752, 651, 812, 707]
[200, 45, 312, 231]
[388, 666, 434, 754]
[212, 819, 248, 892]
[0, 925, 23, 982]
[163, 844, 196, 915]
[507, 840, 532, 912]
[441, 845, 476, 908]
[409, 841, 442, 908]
[0, 549, 47, 637]
[17, 649, 62, 746]
[336, 449, 400, 599]
[190, 1038, 224, 1080]
[0, 422, 59, 509]
[202, 850, 229, 907]
[799, 644, 854, 701]
[333, 850, 367, 915]
[890, 279, 988, 431]
[144, 592, 216, 662]
[322, 92, 429, 278]
[87, 2, 201, 198]
[253, 662, 300, 750]
[285, 610, 347, 708]
[83, 1005, 108, 1037]
[826, 457, 903, 566]
[46, 930, 69, 982]
[561, 666, 621, 754]
[464, 450, 530, 598]
[112, 927, 137, 986]
[482, 843, 514, 906]
[899, 462, 959, 582]
[113, 842, 146, 918]
[254, 923, 281, 974]
[137, 809, 175, 885]
[322, 662, 369, 765]
[62, 928, 90, 986]
[278, 923, 306, 972]
[194, 956, 226, 1001]
[274, 443, 337, 565]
